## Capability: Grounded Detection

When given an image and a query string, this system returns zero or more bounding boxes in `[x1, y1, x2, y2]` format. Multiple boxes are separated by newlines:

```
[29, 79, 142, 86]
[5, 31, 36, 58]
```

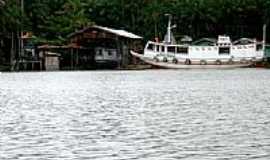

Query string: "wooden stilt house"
[67, 25, 143, 69]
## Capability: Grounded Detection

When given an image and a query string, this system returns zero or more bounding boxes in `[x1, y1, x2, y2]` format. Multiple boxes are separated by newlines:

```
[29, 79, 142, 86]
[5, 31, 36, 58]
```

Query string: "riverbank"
[1, 62, 270, 72]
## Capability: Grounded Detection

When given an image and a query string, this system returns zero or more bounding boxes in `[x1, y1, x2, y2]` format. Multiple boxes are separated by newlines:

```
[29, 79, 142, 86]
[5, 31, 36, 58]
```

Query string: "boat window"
[108, 50, 113, 56]
[98, 49, 103, 56]
[168, 46, 176, 53]
[256, 44, 263, 51]
[219, 47, 230, 55]
[156, 45, 160, 52]
[161, 46, 165, 52]
[147, 44, 154, 50]
[177, 47, 188, 54]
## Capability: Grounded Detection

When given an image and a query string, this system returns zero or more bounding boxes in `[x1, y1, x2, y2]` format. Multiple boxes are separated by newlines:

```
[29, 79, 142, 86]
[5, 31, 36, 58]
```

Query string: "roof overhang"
[38, 43, 85, 49]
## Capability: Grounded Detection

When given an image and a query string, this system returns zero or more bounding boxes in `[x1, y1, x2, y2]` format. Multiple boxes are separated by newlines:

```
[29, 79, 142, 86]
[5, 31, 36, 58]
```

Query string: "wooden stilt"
[71, 48, 74, 70]
[10, 32, 14, 71]
[76, 48, 79, 69]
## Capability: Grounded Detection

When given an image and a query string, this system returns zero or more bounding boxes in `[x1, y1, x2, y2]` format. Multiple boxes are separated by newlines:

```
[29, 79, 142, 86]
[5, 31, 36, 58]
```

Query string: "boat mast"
[166, 14, 172, 44]
[263, 24, 267, 51]
[164, 14, 176, 44]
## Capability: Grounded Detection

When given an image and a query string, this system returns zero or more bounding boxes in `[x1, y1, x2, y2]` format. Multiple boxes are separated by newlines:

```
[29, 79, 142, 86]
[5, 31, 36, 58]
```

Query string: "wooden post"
[10, 32, 14, 71]
[76, 48, 79, 68]
[71, 48, 74, 70]
[40, 52, 43, 71]
[42, 50, 45, 70]
[17, 32, 21, 70]
[116, 37, 122, 69]
[122, 42, 129, 68]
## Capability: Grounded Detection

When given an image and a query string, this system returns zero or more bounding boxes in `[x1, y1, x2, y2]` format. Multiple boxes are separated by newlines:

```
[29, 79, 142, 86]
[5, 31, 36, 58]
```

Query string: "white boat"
[131, 15, 265, 69]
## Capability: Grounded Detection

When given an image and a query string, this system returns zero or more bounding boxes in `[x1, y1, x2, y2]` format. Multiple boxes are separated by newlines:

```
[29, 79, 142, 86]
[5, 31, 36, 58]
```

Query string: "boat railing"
[146, 41, 187, 48]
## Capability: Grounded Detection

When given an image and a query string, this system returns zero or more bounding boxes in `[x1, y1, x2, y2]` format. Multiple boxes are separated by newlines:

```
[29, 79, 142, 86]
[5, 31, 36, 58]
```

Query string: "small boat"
[131, 15, 265, 69]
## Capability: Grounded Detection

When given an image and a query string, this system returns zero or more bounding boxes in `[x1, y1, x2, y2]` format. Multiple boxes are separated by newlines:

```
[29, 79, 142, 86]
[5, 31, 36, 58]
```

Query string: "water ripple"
[1, 69, 270, 159]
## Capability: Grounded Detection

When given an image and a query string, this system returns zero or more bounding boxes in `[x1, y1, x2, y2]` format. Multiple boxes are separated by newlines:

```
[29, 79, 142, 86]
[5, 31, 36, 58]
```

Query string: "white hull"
[130, 35, 265, 69]
[131, 51, 255, 69]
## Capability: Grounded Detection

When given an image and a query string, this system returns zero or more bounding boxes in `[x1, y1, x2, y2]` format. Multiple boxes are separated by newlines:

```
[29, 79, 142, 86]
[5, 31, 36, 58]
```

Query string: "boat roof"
[192, 38, 217, 46]
[233, 38, 255, 45]
[180, 35, 193, 42]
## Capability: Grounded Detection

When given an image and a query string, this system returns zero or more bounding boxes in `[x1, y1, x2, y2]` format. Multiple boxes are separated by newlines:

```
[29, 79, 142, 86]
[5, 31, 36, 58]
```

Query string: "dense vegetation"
[1, 0, 270, 44]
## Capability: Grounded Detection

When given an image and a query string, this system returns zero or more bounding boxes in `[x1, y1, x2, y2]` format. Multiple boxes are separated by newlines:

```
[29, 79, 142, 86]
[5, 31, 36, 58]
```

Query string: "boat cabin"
[217, 36, 232, 46]
[144, 34, 264, 64]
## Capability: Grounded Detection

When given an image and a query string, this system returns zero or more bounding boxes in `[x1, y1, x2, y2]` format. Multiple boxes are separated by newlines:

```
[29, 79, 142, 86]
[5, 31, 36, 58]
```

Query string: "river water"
[0, 69, 270, 160]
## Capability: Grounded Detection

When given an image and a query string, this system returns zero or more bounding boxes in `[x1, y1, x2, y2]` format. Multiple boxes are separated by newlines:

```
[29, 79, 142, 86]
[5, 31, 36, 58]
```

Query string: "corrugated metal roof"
[0, 0, 5, 6]
[68, 25, 143, 39]
[38, 44, 84, 49]
[94, 26, 142, 39]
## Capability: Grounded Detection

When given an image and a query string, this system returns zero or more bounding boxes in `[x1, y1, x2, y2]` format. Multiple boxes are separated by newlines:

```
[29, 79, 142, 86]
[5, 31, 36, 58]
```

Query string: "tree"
[24, 0, 91, 44]
[1, 0, 270, 43]
[0, 0, 23, 32]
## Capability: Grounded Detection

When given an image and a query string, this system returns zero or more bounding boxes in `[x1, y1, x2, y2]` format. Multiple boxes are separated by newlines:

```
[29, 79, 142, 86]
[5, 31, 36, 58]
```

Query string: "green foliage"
[1, 0, 270, 44]
[24, 0, 91, 44]
[0, 0, 23, 32]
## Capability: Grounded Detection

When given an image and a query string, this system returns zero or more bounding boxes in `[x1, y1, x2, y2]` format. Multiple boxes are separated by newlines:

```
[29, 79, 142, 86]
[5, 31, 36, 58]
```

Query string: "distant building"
[44, 52, 60, 71]
[3, 26, 143, 71]
[67, 25, 143, 69]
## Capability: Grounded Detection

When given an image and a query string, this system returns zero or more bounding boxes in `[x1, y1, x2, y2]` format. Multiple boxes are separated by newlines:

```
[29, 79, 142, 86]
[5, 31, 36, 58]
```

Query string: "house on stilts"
[66, 25, 143, 69]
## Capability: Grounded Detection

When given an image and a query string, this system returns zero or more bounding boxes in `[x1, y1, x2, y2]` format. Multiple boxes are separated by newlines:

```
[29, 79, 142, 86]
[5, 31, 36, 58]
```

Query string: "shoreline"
[0, 65, 269, 73]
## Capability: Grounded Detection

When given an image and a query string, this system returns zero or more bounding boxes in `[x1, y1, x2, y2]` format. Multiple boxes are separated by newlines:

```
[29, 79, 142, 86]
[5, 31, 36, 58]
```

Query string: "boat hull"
[130, 51, 254, 69]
